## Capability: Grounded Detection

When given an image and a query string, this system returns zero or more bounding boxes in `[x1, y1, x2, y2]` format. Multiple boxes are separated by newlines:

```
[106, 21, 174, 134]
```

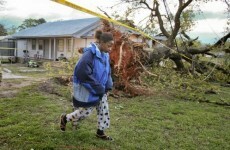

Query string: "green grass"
[1, 82, 229, 150]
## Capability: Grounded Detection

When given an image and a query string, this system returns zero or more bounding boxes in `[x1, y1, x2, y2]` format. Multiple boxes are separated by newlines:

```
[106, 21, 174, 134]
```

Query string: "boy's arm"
[75, 51, 105, 95]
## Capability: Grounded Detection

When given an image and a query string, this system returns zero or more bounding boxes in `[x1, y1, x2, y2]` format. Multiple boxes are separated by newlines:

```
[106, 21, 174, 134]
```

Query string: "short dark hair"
[94, 30, 103, 40]
[100, 32, 114, 43]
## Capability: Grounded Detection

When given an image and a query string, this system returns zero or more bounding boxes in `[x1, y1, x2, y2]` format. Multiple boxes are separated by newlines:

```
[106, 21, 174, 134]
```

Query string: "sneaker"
[96, 134, 113, 141]
[96, 129, 113, 141]
[60, 113, 67, 131]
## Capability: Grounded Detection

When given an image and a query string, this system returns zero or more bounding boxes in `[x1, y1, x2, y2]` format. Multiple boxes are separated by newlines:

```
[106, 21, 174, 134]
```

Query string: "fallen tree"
[102, 0, 230, 73]
[100, 19, 229, 96]
[101, 20, 156, 96]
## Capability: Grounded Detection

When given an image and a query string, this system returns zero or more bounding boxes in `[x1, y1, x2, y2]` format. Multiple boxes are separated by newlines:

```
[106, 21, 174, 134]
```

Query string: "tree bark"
[213, 32, 230, 47]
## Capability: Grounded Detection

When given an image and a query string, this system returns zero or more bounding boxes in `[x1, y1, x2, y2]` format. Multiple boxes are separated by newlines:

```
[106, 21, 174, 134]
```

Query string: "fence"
[0, 41, 15, 56]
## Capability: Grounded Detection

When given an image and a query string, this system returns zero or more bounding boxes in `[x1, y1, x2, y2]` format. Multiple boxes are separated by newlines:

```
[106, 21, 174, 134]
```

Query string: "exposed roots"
[101, 20, 154, 97]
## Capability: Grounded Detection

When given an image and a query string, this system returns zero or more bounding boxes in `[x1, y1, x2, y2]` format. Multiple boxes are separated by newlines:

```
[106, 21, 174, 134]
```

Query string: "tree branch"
[170, 0, 193, 45]
[187, 48, 211, 55]
[224, 0, 230, 7]
[140, 0, 153, 11]
[97, 7, 112, 18]
[213, 32, 230, 47]
[155, 1, 170, 38]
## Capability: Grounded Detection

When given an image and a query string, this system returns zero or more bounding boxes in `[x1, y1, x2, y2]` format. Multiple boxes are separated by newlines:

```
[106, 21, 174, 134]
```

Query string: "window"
[67, 39, 72, 52]
[57, 39, 64, 52]
[32, 39, 36, 50]
[38, 40, 44, 50]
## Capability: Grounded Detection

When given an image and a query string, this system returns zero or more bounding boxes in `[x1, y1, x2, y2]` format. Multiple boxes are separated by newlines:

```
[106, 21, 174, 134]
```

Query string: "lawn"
[0, 63, 230, 150]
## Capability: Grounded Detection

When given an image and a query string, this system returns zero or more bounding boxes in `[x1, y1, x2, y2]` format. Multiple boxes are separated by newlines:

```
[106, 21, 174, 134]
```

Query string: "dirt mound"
[53, 76, 72, 86]
[0, 79, 36, 98]
[0, 82, 17, 98]
[38, 80, 63, 96]
[38, 77, 72, 97]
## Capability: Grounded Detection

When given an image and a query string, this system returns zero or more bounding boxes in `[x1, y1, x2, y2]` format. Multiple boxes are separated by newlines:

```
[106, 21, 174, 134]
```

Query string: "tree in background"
[104, 0, 229, 71]
[224, 0, 230, 33]
[7, 25, 18, 35]
[0, 24, 7, 36]
[18, 18, 46, 31]
[109, 0, 228, 46]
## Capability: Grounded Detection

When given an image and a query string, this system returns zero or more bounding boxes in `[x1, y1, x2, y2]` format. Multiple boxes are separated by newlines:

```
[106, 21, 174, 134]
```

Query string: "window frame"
[32, 39, 36, 50]
[38, 40, 44, 50]
[57, 39, 64, 52]
[67, 39, 72, 52]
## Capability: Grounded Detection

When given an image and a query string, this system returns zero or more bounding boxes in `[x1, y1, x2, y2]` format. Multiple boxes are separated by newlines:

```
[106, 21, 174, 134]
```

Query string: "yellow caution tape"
[0, 47, 16, 50]
[51, 0, 192, 61]
[51, 0, 166, 46]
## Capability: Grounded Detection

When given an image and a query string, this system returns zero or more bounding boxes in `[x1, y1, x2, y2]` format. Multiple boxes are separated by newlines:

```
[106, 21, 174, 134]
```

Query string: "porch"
[16, 37, 94, 61]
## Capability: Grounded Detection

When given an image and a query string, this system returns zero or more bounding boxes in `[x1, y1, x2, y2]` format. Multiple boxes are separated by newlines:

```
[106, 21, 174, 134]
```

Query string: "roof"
[115, 26, 140, 35]
[12, 18, 100, 38]
[0, 35, 14, 41]
[0, 36, 7, 41]
[11, 17, 154, 39]
[153, 33, 167, 41]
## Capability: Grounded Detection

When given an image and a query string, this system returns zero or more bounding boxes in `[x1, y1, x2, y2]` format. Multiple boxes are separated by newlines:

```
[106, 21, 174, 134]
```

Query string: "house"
[12, 17, 147, 61]
[12, 18, 101, 60]
[152, 33, 167, 48]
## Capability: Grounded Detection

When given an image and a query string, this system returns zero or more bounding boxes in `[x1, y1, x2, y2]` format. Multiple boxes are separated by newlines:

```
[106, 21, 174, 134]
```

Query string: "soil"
[0, 67, 44, 98]
[0, 65, 70, 98]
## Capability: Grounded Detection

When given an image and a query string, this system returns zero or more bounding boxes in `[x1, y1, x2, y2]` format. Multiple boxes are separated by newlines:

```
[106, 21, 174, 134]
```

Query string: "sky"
[0, 0, 229, 44]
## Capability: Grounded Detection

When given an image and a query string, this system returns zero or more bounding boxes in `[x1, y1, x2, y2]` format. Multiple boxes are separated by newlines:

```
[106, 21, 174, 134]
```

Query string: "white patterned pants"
[66, 94, 110, 131]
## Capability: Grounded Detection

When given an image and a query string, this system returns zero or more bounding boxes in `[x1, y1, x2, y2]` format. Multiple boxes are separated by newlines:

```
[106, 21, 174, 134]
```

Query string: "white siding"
[129, 35, 142, 43]
[17, 37, 97, 60]
[74, 38, 95, 55]
[17, 40, 27, 57]
[21, 39, 44, 58]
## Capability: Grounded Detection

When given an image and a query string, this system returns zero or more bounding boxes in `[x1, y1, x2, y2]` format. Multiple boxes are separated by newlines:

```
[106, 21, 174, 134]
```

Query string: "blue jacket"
[73, 43, 113, 107]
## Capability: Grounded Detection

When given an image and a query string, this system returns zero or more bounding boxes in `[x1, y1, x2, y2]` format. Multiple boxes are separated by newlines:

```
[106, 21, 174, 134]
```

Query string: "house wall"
[26, 39, 43, 58]
[54, 37, 94, 58]
[128, 35, 154, 48]
[17, 39, 46, 59]
[146, 40, 153, 48]
[17, 35, 153, 60]
[17, 40, 27, 57]
[16, 36, 110, 61]
[51, 39, 54, 59]
[44, 39, 49, 59]
[129, 35, 142, 43]
[153, 40, 166, 48]
[56, 38, 64, 59]
[74, 38, 94, 54]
